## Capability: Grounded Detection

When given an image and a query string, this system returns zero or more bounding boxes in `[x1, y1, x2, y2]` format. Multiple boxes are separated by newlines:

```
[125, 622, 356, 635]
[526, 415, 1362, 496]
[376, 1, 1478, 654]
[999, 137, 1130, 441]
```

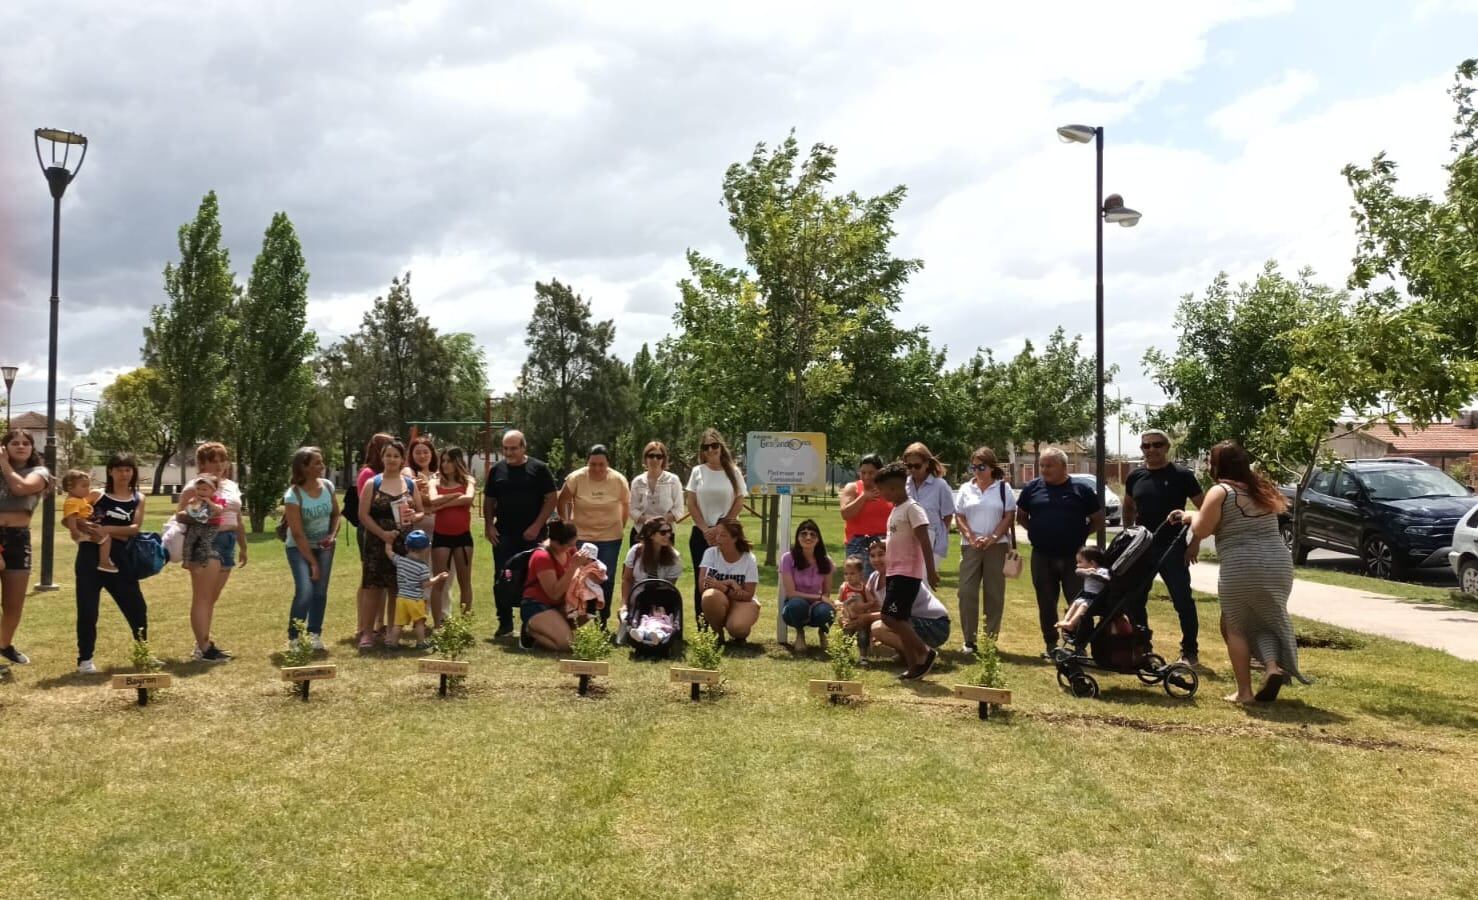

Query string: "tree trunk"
[1291, 437, 1322, 560]
[152, 452, 169, 495]
[763, 493, 780, 567]
[250, 510, 267, 534]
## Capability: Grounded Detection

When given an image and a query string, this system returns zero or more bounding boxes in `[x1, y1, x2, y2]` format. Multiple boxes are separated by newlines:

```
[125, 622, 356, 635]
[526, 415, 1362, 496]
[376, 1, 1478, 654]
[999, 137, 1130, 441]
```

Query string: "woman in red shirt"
[521, 520, 587, 651]
[839, 454, 892, 577]
[427, 446, 477, 624]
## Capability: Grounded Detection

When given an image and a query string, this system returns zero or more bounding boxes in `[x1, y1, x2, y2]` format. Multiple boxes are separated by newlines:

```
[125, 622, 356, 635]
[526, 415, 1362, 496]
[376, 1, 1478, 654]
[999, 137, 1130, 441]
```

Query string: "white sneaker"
[310, 634, 325, 651]
[77, 659, 99, 674]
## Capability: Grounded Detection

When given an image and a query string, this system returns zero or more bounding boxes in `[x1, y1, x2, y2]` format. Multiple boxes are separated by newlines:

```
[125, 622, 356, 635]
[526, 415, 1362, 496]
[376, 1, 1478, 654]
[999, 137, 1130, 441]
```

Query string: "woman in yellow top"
[558, 444, 630, 626]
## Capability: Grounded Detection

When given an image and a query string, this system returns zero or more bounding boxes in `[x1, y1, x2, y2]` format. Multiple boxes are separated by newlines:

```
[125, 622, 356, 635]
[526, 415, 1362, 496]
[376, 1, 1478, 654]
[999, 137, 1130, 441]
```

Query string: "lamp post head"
[1056, 124, 1097, 144]
[343, 395, 357, 411]
[1102, 193, 1142, 227]
[34, 128, 88, 200]
[1, 367, 16, 391]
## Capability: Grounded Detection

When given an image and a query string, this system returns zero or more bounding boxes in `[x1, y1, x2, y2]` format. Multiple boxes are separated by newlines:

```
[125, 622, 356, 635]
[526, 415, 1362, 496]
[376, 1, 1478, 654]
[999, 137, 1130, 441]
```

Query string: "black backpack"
[342, 478, 360, 529]
[494, 548, 539, 610]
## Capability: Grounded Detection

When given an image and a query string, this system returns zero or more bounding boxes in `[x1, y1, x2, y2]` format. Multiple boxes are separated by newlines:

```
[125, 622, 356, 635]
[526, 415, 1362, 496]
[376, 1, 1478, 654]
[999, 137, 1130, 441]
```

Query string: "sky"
[1, 0, 1474, 451]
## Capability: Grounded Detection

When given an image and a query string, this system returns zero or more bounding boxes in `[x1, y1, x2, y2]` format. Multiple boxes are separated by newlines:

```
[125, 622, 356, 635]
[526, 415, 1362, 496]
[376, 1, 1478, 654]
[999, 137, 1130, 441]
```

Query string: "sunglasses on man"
[1141, 441, 1169, 450]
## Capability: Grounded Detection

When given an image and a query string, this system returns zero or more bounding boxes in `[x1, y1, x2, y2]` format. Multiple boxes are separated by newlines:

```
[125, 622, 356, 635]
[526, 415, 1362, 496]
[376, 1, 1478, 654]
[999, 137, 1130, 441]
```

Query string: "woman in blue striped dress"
[1175, 441, 1310, 704]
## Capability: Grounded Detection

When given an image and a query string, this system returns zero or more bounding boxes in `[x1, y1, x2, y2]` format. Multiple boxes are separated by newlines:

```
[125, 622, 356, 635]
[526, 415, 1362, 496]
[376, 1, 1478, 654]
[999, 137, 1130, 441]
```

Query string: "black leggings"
[74, 544, 148, 663]
[689, 525, 714, 623]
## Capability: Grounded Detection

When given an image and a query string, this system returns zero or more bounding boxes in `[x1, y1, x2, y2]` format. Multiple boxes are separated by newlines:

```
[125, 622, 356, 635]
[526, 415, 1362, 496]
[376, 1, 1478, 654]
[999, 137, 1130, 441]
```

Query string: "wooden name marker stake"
[669, 666, 721, 700]
[808, 679, 863, 704]
[950, 684, 1013, 720]
[417, 658, 471, 697]
[280, 664, 337, 701]
[112, 672, 171, 707]
[557, 659, 609, 696]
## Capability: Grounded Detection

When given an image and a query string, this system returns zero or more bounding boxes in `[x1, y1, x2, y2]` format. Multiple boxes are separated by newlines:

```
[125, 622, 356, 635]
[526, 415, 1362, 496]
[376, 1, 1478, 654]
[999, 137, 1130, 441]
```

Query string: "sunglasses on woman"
[1141, 441, 1169, 450]
[645, 452, 666, 460]
[701, 443, 721, 452]
[970, 464, 991, 472]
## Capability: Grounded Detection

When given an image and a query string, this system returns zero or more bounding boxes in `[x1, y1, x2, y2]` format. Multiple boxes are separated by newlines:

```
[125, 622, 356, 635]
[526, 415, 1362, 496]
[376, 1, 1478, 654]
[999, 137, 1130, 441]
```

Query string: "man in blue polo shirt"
[1016, 447, 1104, 658]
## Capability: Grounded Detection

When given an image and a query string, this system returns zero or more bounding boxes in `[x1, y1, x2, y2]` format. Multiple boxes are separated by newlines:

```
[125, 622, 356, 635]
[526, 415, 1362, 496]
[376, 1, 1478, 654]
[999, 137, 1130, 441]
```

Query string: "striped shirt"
[391, 553, 431, 600]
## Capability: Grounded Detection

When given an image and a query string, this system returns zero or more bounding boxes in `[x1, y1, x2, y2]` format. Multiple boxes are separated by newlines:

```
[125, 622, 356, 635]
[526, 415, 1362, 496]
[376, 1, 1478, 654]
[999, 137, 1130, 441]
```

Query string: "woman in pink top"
[780, 519, 834, 653]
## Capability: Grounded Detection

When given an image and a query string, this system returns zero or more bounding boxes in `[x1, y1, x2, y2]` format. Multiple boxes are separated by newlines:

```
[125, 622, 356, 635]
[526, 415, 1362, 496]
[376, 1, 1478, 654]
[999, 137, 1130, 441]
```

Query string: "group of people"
[0, 421, 1307, 701]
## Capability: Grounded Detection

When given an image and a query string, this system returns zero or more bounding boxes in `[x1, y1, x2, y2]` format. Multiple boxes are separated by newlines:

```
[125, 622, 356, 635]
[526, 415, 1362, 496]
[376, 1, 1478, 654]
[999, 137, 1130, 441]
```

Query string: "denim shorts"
[0, 526, 32, 571]
[214, 530, 238, 569]
[521, 599, 553, 624]
[912, 615, 950, 648]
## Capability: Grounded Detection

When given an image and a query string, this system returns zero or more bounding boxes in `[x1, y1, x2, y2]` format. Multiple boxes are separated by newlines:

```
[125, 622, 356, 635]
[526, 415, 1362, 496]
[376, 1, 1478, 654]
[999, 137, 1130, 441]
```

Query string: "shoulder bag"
[999, 480, 1023, 579]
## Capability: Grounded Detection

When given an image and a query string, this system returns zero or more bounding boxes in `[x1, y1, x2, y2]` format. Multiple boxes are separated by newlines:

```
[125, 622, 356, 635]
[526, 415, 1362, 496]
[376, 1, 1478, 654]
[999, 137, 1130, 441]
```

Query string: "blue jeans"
[782, 597, 834, 633]
[286, 544, 335, 638]
[591, 539, 623, 625]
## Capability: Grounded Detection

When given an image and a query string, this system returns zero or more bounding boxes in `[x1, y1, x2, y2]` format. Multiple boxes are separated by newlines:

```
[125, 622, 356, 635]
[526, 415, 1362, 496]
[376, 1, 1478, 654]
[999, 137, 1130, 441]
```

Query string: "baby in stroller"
[1055, 545, 1111, 644]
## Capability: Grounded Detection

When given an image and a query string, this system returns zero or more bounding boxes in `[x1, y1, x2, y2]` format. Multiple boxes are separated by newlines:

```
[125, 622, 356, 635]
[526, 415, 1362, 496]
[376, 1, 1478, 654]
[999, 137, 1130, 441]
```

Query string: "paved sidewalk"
[1186, 562, 1478, 662]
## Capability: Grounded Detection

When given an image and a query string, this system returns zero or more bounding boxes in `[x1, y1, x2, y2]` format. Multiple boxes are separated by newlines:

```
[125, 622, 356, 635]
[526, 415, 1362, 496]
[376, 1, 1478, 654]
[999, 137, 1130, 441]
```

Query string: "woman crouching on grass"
[520, 520, 585, 652]
[863, 539, 951, 666]
[698, 519, 761, 645]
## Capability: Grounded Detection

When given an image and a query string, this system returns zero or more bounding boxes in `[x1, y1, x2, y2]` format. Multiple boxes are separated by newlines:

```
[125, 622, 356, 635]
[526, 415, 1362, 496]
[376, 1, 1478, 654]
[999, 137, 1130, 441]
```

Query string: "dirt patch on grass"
[1023, 709, 1441, 753]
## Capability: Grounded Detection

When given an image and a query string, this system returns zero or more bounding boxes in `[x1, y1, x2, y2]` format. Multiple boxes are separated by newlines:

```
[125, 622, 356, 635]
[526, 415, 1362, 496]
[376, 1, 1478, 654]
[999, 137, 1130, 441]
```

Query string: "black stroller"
[1051, 520, 1200, 700]
[617, 579, 684, 659]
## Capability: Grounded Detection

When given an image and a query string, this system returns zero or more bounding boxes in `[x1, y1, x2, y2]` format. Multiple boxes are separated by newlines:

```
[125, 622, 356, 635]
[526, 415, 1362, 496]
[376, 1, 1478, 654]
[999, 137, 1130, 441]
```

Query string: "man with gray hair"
[1016, 448, 1104, 658]
[1122, 430, 1205, 667]
[484, 430, 558, 637]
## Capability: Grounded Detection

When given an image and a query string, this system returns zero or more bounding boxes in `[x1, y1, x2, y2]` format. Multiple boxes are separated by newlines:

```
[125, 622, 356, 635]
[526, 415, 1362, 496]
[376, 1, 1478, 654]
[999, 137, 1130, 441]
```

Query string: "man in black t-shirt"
[1122, 430, 1206, 666]
[1016, 448, 1105, 657]
[484, 430, 558, 636]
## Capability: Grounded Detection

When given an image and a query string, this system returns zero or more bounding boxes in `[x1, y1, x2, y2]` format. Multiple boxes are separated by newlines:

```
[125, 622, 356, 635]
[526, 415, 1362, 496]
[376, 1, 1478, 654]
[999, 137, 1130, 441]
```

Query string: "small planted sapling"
[953, 633, 1012, 720]
[280, 618, 336, 701]
[422, 610, 475, 696]
[672, 616, 724, 700]
[809, 628, 863, 703]
[561, 619, 613, 696]
[113, 629, 170, 707]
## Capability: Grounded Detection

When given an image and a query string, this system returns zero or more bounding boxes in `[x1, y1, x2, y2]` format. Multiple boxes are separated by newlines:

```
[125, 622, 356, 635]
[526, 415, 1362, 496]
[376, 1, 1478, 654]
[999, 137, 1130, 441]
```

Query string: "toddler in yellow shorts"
[385, 529, 448, 649]
[61, 469, 117, 573]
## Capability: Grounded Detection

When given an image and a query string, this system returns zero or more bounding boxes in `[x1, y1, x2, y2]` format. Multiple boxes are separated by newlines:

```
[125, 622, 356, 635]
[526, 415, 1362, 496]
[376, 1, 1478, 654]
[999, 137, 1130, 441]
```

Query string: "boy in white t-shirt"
[874, 462, 940, 680]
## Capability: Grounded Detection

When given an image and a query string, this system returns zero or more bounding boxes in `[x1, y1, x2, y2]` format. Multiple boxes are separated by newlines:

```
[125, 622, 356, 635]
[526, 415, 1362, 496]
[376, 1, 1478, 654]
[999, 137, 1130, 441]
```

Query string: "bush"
[129, 629, 160, 673]
[570, 619, 613, 661]
[429, 610, 476, 660]
[966, 634, 1007, 688]
[827, 628, 859, 682]
[685, 618, 724, 671]
[282, 619, 315, 667]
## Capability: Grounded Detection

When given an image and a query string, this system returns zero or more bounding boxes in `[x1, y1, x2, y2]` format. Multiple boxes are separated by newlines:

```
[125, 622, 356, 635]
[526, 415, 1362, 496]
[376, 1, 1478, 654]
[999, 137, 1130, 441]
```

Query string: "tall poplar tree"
[148, 191, 237, 483]
[236, 212, 315, 531]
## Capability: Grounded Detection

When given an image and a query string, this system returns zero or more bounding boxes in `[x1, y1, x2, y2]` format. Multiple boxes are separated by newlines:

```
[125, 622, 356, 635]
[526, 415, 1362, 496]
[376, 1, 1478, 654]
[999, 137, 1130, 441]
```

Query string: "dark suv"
[1280, 459, 1478, 579]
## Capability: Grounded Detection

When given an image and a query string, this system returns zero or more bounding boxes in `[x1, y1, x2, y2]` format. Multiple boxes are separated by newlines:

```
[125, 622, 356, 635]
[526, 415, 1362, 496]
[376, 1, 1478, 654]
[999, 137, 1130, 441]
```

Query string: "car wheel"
[1280, 520, 1309, 564]
[1361, 534, 1399, 580]
[1461, 558, 1478, 597]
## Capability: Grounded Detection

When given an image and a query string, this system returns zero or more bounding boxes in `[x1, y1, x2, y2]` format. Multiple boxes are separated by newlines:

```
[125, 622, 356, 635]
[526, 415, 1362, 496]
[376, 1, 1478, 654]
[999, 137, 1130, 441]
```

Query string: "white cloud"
[1207, 69, 1319, 139]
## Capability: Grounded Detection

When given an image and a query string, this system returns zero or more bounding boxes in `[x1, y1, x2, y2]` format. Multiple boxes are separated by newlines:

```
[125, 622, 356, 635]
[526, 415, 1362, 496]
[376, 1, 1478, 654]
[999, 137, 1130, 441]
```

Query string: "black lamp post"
[34, 127, 88, 591]
[1056, 124, 1141, 548]
[2, 366, 16, 431]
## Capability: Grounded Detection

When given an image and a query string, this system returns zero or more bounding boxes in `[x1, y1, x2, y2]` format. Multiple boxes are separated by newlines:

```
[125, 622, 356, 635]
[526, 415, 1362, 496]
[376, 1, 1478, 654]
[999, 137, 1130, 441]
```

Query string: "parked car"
[1279, 458, 1478, 579]
[1069, 474, 1122, 527]
[1450, 505, 1478, 595]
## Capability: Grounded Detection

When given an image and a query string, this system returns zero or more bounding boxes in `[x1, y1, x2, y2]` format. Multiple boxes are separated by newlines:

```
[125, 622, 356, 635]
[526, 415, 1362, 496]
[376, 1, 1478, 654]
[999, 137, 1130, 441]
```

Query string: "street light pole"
[1095, 127, 1107, 548]
[1, 366, 16, 431]
[34, 127, 88, 592]
[1056, 123, 1141, 549]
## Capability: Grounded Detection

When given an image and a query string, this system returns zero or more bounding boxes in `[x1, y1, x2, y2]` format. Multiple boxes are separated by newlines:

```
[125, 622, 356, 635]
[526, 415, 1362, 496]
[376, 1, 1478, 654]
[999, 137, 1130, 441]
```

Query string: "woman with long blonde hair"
[684, 428, 745, 612]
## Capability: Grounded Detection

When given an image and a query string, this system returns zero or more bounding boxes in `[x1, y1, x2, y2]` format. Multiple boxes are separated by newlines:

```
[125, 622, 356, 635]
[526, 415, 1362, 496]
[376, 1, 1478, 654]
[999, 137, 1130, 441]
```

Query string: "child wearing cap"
[385, 529, 449, 649]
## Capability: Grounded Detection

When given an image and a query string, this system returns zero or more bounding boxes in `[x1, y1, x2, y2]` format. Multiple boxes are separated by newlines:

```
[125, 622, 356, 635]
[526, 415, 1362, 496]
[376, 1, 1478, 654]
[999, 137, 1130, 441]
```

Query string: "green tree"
[148, 190, 238, 483]
[89, 367, 178, 493]
[1143, 264, 1343, 458]
[668, 133, 922, 561]
[235, 212, 315, 531]
[1007, 328, 1114, 465]
[516, 279, 632, 470]
[616, 342, 689, 476]
[324, 273, 489, 450]
[1345, 58, 1478, 352]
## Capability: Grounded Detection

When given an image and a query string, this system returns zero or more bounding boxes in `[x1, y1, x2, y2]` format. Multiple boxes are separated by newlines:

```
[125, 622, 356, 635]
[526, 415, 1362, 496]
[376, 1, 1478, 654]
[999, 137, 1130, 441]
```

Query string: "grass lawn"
[2, 506, 1476, 898]
[1199, 547, 1463, 605]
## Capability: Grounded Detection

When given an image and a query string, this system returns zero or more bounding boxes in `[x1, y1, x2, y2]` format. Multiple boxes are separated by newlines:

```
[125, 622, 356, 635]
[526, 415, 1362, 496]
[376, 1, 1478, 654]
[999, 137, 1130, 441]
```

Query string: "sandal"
[1254, 673, 1288, 703]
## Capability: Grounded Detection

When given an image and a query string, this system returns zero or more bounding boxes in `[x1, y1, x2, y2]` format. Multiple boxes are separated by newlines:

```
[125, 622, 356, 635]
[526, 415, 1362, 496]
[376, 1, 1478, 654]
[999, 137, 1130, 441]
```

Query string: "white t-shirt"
[865, 572, 948, 619]
[624, 545, 683, 584]
[686, 464, 741, 527]
[954, 478, 1017, 549]
[215, 478, 243, 530]
[699, 546, 760, 591]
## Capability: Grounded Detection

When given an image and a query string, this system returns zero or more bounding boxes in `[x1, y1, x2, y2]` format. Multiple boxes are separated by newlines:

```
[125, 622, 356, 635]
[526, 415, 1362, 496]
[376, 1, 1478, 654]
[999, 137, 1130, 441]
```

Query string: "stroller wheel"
[1138, 653, 1167, 684]
[1056, 669, 1074, 690]
[1069, 673, 1099, 699]
[1162, 663, 1199, 699]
